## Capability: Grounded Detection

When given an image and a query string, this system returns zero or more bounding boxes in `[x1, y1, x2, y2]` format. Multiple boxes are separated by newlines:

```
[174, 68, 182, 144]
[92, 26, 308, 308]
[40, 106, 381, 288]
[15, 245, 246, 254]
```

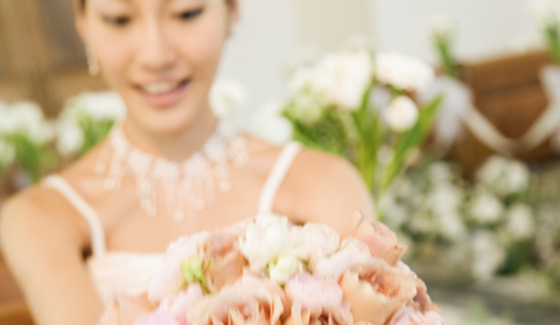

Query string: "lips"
[136, 79, 190, 109]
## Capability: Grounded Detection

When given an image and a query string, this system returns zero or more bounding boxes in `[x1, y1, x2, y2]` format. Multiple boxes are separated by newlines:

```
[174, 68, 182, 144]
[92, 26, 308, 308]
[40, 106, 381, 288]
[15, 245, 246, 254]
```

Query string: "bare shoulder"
[0, 185, 88, 271]
[280, 146, 375, 234]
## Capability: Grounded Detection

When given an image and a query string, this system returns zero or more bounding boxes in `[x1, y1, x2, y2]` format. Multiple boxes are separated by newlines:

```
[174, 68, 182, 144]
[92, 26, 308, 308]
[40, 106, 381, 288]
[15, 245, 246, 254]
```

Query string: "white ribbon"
[419, 66, 560, 155]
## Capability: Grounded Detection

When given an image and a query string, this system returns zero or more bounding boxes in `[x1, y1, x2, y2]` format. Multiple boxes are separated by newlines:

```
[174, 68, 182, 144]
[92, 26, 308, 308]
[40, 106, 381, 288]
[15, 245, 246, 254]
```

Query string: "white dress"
[42, 143, 302, 304]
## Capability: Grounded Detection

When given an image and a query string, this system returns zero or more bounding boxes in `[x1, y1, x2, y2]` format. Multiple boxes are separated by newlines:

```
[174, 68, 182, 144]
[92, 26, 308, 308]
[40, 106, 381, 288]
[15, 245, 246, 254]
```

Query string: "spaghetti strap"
[258, 142, 302, 214]
[43, 175, 107, 256]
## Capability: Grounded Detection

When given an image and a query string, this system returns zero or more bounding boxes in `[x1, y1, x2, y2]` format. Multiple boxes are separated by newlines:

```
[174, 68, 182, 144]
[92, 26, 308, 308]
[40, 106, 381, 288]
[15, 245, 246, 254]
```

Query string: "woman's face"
[76, 0, 237, 135]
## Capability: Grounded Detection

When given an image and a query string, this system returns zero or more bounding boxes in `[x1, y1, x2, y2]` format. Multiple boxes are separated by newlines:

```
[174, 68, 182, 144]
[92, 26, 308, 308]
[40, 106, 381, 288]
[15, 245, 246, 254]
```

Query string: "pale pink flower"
[353, 220, 407, 266]
[158, 284, 204, 322]
[148, 232, 212, 302]
[424, 310, 445, 325]
[98, 293, 155, 325]
[410, 278, 441, 314]
[284, 273, 352, 325]
[388, 307, 426, 325]
[283, 305, 354, 325]
[285, 273, 343, 310]
[313, 238, 371, 280]
[186, 274, 286, 324]
[133, 310, 183, 325]
[149, 231, 246, 302]
[341, 257, 417, 324]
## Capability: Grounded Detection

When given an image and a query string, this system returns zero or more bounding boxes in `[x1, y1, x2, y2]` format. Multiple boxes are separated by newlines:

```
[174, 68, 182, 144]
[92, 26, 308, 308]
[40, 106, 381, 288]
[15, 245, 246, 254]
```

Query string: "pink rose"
[388, 307, 426, 325]
[353, 220, 407, 266]
[149, 231, 246, 302]
[283, 305, 354, 325]
[285, 273, 344, 309]
[158, 284, 204, 323]
[205, 233, 247, 292]
[149, 232, 212, 301]
[284, 273, 352, 325]
[186, 274, 286, 324]
[340, 257, 417, 325]
[411, 278, 441, 314]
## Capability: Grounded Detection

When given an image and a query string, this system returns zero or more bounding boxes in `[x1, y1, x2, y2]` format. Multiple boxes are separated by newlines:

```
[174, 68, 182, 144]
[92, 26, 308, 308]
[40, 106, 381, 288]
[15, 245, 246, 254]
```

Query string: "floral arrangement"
[99, 214, 444, 324]
[279, 46, 442, 217]
[535, 0, 560, 64]
[0, 101, 56, 184]
[56, 91, 126, 157]
[382, 156, 549, 283]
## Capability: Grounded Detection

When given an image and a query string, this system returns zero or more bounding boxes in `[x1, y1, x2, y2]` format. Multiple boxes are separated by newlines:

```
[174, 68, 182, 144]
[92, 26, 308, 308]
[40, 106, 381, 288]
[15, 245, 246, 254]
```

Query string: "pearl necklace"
[94, 122, 249, 221]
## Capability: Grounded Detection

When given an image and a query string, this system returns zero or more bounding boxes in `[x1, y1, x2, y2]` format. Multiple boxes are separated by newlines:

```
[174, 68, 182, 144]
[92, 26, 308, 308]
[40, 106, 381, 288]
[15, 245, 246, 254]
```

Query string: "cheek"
[87, 23, 133, 83]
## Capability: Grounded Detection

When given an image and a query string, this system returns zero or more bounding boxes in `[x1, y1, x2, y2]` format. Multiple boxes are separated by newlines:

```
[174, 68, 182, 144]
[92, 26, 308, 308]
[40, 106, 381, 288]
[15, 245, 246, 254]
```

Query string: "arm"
[282, 148, 376, 236]
[0, 188, 104, 324]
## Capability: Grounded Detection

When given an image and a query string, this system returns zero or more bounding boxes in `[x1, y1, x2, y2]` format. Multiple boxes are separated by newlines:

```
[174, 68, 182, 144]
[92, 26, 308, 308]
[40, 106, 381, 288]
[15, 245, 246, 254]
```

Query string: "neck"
[120, 108, 219, 162]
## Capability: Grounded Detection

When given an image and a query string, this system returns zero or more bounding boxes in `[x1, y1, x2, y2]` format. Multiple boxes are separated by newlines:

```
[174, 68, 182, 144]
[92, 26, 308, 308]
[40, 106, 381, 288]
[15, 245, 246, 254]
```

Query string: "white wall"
[218, 0, 375, 111]
[372, 0, 539, 63]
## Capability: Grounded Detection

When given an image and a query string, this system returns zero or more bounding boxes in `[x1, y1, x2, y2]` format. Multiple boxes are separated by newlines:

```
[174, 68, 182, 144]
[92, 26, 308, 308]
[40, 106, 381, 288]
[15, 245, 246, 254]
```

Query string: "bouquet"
[99, 214, 444, 324]
[279, 46, 442, 219]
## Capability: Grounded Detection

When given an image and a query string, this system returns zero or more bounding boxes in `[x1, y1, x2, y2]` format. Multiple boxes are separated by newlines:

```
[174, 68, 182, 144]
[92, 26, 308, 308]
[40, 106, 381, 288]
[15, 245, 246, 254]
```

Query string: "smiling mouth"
[136, 79, 191, 108]
[138, 79, 190, 95]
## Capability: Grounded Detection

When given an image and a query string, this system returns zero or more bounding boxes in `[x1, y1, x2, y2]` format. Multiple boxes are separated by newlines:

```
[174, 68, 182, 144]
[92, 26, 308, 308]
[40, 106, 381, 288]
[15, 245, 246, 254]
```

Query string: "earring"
[86, 48, 99, 76]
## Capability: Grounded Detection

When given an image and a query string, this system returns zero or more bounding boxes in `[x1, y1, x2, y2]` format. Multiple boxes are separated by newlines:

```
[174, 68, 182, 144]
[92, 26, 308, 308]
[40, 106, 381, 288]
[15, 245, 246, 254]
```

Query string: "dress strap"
[42, 175, 107, 256]
[258, 142, 302, 214]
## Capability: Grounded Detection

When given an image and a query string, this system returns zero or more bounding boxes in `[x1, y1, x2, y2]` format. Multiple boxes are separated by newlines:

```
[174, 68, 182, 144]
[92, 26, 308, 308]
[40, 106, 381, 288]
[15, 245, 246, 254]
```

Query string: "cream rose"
[186, 274, 286, 324]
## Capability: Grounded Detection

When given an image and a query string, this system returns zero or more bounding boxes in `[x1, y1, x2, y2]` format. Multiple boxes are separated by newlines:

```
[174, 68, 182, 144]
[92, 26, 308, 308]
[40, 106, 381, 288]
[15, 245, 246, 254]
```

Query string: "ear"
[227, 0, 240, 25]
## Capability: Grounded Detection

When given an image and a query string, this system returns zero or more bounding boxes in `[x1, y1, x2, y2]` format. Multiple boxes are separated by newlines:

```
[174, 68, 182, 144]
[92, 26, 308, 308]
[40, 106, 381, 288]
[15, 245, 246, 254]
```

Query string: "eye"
[176, 8, 204, 21]
[102, 15, 131, 27]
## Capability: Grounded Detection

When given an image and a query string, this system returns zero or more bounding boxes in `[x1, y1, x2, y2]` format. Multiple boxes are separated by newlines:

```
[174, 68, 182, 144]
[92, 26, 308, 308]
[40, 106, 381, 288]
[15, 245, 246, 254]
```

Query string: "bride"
[0, 0, 374, 323]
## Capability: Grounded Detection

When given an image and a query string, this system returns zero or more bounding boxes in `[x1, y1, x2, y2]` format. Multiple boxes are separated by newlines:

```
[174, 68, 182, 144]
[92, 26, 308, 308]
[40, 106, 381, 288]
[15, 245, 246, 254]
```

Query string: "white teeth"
[142, 82, 179, 95]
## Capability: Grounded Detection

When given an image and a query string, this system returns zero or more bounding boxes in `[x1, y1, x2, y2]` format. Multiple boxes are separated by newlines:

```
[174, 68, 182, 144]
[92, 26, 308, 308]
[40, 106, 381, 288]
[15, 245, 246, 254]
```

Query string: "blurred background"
[1, 0, 560, 323]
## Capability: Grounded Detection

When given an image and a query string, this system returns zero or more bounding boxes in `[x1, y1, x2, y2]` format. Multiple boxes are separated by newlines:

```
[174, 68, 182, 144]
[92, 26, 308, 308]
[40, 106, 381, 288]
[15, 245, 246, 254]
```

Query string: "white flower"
[56, 120, 84, 156]
[374, 52, 435, 92]
[290, 223, 340, 262]
[67, 91, 126, 121]
[477, 156, 530, 196]
[469, 193, 504, 224]
[435, 211, 467, 241]
[503, 161, 530, 194]
[0, 101, 55, 145]
[471, 231, 505, 282]
[506, 204, 535, 241]
[427, 162, 455, 184]
[250, 100, 293, 145]
[210, 79, 249, 120]
[384, 96, 419, 133]
[268, 254, 303, 285]
[240, 213, 292, 272]
[313, 50, 374, 110]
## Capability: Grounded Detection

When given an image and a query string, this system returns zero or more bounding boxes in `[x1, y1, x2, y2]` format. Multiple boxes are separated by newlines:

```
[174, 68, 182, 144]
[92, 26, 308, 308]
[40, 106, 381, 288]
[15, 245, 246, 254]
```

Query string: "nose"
[136, 21, 178, 74]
